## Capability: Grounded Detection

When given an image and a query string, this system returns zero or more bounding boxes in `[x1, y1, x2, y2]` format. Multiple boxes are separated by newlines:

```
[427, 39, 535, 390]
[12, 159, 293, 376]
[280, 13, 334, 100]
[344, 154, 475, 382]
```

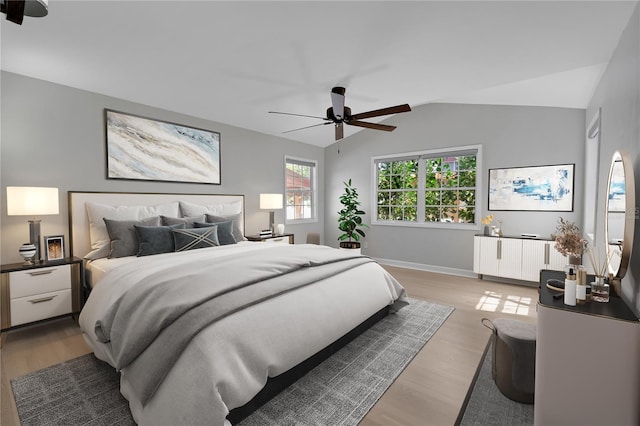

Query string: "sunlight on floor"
[475, 291, 531, 316]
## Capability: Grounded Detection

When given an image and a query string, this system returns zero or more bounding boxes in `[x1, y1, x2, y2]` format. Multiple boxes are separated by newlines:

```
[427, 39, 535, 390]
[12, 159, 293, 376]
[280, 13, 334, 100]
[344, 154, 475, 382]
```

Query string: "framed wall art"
[488, 163, 574, 211]
[105, 109, 221, 184]
[44, 235, 65, 262]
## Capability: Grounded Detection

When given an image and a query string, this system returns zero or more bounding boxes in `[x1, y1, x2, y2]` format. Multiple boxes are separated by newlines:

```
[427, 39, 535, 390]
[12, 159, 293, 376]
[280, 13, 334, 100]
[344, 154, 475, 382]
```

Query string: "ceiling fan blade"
[350, 104, 411, 121]
[282, 122, 332, 134]
[330, 87, 346, 120]
[269, 111, 330, 121]
[335, 123, 344, 140]
[347, 120, 397, 132]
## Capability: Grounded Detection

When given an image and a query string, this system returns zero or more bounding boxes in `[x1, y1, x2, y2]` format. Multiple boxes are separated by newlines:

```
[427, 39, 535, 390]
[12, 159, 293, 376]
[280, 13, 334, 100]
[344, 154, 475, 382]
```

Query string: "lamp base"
[269, 211, 275, 234]
[28, 219, 42, 263]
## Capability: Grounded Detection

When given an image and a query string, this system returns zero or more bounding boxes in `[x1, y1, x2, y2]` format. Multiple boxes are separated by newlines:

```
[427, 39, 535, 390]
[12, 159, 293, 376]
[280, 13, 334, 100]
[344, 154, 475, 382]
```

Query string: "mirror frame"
[604, 150, 635, 281]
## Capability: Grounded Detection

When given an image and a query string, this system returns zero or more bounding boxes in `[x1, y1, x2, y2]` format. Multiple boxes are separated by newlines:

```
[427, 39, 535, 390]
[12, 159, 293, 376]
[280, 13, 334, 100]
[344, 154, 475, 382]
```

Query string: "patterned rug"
[11, 298, 453, 426]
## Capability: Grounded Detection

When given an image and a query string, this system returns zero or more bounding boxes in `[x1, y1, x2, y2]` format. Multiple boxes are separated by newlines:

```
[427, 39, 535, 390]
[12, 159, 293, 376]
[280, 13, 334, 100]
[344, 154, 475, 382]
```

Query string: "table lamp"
[259, 193, 283, 234]
[7, 186, 60, 263]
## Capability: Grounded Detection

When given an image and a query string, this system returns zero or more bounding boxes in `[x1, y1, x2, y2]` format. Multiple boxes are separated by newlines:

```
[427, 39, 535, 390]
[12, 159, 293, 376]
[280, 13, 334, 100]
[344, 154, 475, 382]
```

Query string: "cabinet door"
[478, 236, 499, 277]
[473, 236, 482, 274]
[521, 239, 547, 282]
[547, 244, 567, 272]
[497, 238, 523, 280]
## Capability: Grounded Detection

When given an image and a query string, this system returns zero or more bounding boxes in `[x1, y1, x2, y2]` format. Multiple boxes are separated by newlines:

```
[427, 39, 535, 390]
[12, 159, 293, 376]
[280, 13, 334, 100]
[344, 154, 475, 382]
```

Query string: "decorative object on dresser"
[259, 193, 283, 234]
[105, 109, 221, 184]
[488, 163, 574, 212]
[551, 217, 587, 267]
[0, 257, 83, 330]
[18, 243, 37, 265]
[6, 186, 60, 264]
[44, 235, 65, 262]
[338, 179, 368, 250]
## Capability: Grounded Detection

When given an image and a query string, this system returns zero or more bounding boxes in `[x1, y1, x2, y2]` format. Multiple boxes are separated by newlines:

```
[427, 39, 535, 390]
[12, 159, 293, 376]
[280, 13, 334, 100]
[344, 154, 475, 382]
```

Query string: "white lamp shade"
[260, 193, 283, 210]
[7, 186, 59, 216]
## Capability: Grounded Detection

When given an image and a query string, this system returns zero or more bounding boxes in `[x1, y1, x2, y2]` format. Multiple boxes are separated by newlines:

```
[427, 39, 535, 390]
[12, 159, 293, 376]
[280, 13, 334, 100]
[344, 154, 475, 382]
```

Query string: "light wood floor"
[1, 267, 538, 426]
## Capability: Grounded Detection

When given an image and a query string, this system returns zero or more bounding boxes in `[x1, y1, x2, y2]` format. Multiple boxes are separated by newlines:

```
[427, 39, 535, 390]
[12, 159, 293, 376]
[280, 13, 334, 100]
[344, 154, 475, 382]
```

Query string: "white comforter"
[79, 243, 407, 425]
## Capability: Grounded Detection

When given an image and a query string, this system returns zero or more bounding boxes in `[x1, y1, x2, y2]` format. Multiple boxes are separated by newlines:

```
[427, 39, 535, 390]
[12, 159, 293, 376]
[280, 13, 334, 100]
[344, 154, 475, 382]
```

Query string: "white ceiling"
[1, 1, 637, 147]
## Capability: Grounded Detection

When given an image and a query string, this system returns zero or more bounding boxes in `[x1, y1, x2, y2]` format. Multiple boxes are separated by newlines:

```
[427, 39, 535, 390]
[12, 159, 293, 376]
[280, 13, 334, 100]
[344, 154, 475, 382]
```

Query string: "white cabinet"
[474, 236, 567, 282]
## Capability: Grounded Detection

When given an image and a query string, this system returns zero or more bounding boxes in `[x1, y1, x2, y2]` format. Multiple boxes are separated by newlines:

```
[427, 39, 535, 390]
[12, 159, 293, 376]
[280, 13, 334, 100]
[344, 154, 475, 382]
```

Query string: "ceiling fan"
[269, 87, 411, 141]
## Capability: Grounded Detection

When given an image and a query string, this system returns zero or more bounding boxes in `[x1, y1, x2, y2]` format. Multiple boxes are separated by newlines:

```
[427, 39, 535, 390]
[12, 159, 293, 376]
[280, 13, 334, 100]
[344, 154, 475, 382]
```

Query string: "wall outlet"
[363, 242, 368, 249]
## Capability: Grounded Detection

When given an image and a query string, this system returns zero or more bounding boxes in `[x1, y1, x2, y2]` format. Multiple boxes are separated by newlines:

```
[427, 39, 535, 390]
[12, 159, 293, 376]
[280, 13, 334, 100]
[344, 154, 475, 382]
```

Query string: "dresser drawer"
[9, 264, 71, 298]
[10, 289, 72, 326]
[263, 236, 290, 245]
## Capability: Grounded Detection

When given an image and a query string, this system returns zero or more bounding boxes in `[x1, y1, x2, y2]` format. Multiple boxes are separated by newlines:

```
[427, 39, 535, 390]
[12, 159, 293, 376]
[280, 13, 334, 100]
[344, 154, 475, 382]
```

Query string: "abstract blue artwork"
[106, 110, 221, 184]
[489, 164, 574, 211]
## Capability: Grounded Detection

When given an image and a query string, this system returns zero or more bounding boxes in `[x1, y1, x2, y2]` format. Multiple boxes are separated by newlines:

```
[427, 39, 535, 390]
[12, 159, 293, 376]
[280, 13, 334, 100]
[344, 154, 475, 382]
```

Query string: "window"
[285, 156, 317, 222]
[372, 145, 481, 229]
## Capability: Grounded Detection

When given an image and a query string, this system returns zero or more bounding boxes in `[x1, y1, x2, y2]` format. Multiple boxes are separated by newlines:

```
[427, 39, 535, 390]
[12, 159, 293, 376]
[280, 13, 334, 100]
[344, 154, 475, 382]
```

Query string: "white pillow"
[85, 201, 180, 259]
[179, 200, 242, 217]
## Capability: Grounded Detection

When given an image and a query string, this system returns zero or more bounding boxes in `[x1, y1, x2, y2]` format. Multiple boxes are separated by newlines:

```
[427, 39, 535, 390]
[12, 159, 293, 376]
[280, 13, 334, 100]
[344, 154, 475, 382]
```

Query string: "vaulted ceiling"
[1, 1, 637, 147]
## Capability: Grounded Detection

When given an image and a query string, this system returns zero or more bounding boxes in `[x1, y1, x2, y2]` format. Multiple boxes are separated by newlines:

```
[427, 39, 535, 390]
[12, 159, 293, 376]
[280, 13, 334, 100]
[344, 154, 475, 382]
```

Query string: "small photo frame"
[44, 235, 65, 262]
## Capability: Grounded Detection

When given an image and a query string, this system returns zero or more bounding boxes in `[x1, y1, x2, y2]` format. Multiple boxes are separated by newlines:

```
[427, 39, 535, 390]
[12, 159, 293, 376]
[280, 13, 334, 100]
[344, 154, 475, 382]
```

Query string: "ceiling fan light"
[24, 0, 48, 17]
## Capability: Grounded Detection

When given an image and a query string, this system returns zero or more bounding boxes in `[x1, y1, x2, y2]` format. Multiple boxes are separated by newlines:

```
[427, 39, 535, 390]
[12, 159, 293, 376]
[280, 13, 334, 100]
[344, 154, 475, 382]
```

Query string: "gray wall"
[0, 72, 324, 264]
[587, 3, 640, 316]
[324, 103, 585, 275]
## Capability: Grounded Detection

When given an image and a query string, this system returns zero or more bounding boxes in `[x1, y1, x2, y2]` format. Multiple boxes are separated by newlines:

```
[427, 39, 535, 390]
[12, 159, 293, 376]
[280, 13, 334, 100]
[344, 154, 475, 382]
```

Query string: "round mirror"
[604, 150, 635, 280]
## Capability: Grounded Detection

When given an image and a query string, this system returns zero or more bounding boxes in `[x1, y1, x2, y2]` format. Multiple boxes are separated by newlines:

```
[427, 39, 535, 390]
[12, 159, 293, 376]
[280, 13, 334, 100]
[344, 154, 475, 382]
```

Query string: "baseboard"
[374, 257, 477, 279]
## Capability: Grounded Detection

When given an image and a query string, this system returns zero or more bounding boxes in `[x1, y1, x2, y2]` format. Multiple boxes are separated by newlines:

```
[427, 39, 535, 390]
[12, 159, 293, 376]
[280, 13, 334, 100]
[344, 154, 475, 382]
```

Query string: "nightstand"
[1, 257, 83, 331]
[246, 233, 294, 244]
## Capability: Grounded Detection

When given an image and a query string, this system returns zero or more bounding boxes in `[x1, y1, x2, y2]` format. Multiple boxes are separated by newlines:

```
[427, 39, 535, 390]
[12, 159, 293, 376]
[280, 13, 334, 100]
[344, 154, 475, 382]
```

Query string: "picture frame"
[488, 163, 575, 211]
[44, 235, 65, 262]
[105, 109, 221, 184]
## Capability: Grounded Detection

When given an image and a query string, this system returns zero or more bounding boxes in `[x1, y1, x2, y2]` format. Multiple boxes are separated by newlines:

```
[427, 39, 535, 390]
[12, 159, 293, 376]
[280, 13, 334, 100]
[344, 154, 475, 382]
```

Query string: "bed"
[71, 191, 408, 425]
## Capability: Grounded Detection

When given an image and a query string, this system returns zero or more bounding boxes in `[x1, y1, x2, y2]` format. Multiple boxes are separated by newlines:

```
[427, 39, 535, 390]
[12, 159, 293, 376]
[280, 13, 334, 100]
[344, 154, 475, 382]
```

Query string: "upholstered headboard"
[68, 191, 245, 259]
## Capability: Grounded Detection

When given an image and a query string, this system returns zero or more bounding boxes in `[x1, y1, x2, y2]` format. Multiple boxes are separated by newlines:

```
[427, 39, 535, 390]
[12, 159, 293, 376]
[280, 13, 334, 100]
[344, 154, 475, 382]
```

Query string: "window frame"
[371, 144, 482, 230]
[284, 155, 318, 224]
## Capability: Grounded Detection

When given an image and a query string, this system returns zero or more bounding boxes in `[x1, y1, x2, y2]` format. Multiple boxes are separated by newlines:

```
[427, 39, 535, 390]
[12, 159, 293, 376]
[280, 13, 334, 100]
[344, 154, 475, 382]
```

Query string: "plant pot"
[339, 241, 361, 249]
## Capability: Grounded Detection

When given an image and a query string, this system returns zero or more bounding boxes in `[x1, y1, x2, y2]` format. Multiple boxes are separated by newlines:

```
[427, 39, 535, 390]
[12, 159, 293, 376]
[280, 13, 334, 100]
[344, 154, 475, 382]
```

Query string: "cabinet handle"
[29, 295, 57, 304]
[497, 240, 502, 260]
[28, 270, 54, 276]
[544, 244, 550, 265]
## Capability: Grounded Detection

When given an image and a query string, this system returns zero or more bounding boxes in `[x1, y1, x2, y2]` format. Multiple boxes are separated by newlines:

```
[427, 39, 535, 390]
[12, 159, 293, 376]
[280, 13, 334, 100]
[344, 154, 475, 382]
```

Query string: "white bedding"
[79, 243, 407, 425]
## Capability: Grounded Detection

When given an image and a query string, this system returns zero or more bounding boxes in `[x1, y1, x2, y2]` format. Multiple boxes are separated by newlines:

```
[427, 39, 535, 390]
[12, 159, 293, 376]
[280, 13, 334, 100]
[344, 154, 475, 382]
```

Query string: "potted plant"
[338, 179, 368, 249]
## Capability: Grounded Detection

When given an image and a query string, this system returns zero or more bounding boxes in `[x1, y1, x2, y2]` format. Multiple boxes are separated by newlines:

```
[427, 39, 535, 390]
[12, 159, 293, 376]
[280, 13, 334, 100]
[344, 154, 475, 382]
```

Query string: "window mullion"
[417, 158, 426, 223]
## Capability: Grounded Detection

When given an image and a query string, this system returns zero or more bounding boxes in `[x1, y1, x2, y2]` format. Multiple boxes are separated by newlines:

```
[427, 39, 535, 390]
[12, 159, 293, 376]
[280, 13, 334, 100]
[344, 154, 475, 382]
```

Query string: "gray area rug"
[11, 298, 453, 426]
[458, 342, 534, 426]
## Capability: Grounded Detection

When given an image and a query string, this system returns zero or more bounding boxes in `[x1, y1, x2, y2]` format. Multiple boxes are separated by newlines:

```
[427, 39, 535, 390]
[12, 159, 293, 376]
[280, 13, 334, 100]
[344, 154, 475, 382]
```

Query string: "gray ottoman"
[482, 318, 536, 404]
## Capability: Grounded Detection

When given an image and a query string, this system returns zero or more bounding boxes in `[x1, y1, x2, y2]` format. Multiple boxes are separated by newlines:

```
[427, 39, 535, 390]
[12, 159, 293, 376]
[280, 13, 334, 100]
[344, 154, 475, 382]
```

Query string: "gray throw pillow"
[172, 226, 219, 252]
[161, 215, 206, 227]
[135, 223, 185, 256]
[104, 216, 160, 258]
[194, 221, 236, 246]
[205, 213, 244, 242]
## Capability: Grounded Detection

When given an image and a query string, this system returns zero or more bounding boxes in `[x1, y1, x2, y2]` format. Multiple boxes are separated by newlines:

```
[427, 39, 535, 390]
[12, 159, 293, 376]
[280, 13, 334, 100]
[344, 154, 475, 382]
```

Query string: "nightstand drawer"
[9, 264, 71, 298]
[263, 236, 290, 244]
[10, 289, 72, 326]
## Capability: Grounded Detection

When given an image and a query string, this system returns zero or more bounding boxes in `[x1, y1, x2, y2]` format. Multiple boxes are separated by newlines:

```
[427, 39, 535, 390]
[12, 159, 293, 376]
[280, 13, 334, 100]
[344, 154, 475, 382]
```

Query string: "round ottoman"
[482, 318, 536, 404]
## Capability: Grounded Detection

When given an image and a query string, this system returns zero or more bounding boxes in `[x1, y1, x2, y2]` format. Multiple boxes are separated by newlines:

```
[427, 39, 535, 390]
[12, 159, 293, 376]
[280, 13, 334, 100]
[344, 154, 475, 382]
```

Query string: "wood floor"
[0, 267, 538, 426]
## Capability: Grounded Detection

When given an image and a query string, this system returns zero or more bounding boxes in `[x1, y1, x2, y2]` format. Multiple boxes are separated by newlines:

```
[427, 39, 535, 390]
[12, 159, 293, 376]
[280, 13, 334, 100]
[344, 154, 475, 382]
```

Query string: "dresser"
[535, 270, 640, 425]
[1, 257, 83, 330]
